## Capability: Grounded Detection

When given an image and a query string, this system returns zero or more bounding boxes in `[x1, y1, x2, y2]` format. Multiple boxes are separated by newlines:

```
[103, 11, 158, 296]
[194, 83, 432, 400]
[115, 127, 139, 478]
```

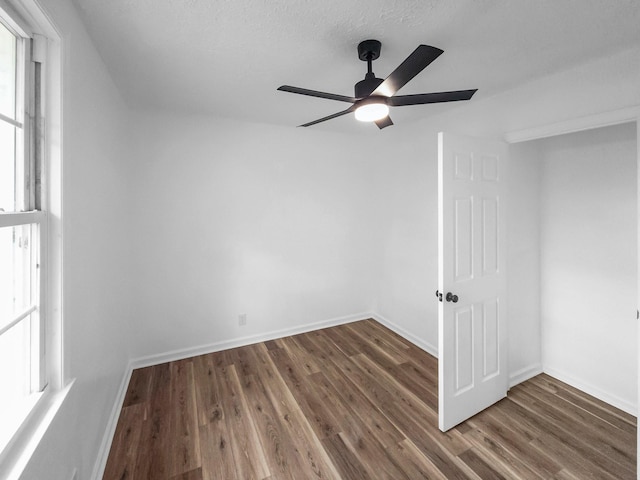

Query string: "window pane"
[0, 119, 16, 212]
[0, 21, 16, 120]
[0, 317, 30, 405]
[0, 224, 33, 325]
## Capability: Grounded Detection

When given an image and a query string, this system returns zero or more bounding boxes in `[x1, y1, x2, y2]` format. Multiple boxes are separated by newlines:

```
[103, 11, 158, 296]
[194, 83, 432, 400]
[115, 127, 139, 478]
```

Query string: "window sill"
[0, 379, 74, 480]
[0, 391, 45, 456]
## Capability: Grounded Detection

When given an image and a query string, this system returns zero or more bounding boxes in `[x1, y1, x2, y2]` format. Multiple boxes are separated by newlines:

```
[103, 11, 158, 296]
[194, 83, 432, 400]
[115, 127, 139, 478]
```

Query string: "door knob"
[436, 290, 443, 302]
[445, 292, 458, 303]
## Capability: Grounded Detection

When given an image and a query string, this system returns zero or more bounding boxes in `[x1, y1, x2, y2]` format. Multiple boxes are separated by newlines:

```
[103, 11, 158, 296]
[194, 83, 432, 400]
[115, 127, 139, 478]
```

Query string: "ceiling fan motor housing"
[355, 75, 383, 98]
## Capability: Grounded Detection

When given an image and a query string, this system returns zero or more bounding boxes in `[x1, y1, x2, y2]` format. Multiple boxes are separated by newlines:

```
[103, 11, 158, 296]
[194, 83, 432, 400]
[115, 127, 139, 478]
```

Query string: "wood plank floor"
[103, 319, 636, 479]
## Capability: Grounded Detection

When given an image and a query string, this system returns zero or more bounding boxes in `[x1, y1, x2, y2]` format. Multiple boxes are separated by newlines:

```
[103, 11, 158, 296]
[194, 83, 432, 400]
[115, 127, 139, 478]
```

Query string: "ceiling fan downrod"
[355, 39, 384, 98]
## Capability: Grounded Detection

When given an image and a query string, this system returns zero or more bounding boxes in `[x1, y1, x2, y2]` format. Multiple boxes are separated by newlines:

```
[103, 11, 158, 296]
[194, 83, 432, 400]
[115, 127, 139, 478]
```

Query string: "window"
[0, 8, 47, 450]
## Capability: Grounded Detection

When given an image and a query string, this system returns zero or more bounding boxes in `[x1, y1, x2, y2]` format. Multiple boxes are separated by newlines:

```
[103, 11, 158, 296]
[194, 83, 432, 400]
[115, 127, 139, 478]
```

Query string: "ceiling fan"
[277, 39, 477, 129]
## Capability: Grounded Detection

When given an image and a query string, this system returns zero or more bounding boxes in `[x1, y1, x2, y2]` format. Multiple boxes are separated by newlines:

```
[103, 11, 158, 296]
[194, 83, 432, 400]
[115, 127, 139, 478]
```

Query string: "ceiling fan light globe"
[354, 102, 389, 122]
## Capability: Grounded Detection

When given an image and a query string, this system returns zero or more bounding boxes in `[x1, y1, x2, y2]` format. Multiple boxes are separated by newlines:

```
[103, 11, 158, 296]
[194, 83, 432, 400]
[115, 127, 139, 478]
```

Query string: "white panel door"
[438, 132, 508, 432]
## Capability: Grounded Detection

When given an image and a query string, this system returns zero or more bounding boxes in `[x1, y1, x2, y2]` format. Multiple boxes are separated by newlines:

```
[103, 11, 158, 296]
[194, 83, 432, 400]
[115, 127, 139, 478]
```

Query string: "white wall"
[507, 142, 543, 384]
[636, 118, 640, 476]
[539, 123, 637, 413]
[372, 125, 440, 354]
[16, 0, 135, 478]
[127, 111, 381, 361]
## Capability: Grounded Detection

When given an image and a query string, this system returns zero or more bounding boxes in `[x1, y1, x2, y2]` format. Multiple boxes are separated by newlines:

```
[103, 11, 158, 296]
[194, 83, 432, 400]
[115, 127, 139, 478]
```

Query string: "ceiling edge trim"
[504, 105, 640, 144]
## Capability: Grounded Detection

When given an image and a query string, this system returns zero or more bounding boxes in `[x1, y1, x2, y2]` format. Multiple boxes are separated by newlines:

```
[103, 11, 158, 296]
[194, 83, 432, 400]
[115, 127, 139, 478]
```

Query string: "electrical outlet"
[238, 313, 247, 326]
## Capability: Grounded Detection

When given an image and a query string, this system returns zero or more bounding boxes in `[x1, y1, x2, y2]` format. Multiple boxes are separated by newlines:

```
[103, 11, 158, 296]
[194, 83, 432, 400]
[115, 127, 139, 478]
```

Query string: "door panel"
[454, 306, 474, 393]
[482, 299, 499, 378]
[438, 132, 508, 432]
[454, 198, 473, 281]
[482, 198, 499, 275]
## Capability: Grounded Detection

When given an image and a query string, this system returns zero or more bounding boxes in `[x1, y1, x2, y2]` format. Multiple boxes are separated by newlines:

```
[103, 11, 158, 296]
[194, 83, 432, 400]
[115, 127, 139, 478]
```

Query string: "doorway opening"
[508, 122, 637, 415]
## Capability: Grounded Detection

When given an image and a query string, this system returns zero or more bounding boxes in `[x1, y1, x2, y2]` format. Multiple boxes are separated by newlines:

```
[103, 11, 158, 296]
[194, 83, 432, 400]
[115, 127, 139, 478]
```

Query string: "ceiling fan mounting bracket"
[357, 39, 381, 62]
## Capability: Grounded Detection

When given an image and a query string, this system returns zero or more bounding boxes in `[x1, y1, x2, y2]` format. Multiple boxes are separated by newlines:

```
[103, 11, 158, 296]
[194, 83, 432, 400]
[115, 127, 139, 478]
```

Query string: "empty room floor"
[103, 319, 636, 479]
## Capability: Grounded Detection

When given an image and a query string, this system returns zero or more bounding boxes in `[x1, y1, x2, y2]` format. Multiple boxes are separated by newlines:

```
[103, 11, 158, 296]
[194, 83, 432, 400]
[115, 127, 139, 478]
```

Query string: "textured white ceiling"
[71, 0, 640, 130]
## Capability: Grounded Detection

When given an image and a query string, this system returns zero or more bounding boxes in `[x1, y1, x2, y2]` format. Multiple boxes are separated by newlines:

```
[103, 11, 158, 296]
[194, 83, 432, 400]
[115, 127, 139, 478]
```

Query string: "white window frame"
[0, 1, 48, 446]
[0, 0, 63, 474]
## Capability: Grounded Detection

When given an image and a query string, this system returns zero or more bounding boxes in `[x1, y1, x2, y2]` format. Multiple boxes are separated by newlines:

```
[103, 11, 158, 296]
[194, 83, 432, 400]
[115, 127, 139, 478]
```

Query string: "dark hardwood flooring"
[103, 319, 636, 479]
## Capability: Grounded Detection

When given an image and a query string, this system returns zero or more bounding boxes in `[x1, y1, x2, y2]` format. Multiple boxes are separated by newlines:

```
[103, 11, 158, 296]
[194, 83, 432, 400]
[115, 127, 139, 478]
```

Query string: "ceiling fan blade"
[389, 89, 477, 106]
[278, 85, 356, 103]
[298, 106, 356, 127]
[372, 45, 443, 97]
[375, 116, 393, 129]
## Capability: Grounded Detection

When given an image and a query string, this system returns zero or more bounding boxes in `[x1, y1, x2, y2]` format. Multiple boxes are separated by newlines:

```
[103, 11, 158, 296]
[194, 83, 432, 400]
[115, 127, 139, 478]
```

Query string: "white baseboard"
[90, 366, 133, 480]
[371, 312, 438, 358]
[130, 312, 370, 369]
[509, 363, 543, 389]
[90, 311, 371, 480]
[543, 366, 637, 417]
